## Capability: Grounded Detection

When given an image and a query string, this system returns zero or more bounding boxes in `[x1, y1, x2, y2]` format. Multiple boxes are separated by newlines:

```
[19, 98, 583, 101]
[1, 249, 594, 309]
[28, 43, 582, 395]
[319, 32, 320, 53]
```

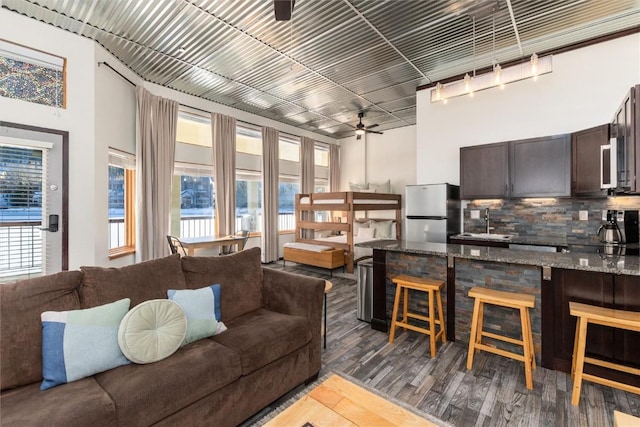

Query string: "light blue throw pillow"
[168, 284, 226, 345]
[41, 298, 131, 390]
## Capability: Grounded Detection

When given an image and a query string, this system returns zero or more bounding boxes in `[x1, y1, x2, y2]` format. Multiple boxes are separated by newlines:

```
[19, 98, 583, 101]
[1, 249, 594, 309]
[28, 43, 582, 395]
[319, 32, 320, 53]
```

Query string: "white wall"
[338, 125, 416, 192]
[1, 10, 98, 269]
[416, 33, 640, 185]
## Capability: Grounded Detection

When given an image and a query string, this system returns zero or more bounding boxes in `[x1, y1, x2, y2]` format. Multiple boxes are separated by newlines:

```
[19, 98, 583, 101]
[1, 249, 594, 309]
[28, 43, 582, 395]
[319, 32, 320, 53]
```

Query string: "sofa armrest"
[262, 268, 325, 377]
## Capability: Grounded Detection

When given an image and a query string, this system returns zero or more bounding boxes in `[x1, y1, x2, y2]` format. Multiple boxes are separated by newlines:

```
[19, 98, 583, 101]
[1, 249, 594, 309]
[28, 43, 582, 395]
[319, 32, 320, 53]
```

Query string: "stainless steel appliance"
[357, 259, 373, 322]
[597, 210, 622, 244]
[405, 183, 460, 243]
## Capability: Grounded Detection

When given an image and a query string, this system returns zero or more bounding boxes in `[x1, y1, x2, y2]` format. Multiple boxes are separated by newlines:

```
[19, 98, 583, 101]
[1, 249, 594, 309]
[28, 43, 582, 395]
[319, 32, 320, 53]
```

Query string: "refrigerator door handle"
[406, 215, 447, 220]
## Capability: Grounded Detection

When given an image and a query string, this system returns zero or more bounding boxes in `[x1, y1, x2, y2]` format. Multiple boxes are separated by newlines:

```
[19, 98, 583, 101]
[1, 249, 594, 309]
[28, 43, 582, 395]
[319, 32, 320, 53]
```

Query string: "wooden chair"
[466, 287, 536, 390]
[389, 275, 446, 358]
[166, 235, 187, 256]
[569, 302, 640, 406]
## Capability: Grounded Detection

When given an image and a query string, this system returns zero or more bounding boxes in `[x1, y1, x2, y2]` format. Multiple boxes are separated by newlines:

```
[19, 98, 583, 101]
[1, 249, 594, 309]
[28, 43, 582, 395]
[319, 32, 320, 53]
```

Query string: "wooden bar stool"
[389, 275, 446, 358]
[466, 287, 536, 390]
[569, 302, 640, 406]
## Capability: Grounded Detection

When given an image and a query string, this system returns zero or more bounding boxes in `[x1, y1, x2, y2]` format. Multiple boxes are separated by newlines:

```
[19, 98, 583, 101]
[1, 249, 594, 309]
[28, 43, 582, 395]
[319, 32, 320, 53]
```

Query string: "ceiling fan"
[355, 112, 383, 140]
[273, 0, 295, 21]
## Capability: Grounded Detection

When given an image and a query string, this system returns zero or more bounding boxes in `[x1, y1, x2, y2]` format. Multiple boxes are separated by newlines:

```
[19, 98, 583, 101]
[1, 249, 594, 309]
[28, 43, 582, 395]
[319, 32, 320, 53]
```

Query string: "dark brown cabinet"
[571, 124, 610, 196]
[460, 135, 571, 199]
[612, 85, 639, 193]
[460, 143, 509, 199]
[542, 268, 640, 386]
[510, 134, 571, 197]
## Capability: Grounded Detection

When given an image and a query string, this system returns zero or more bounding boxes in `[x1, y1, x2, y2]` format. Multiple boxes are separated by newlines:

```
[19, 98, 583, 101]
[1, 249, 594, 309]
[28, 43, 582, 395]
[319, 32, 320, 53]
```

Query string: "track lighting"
[430, 54, 552, 103]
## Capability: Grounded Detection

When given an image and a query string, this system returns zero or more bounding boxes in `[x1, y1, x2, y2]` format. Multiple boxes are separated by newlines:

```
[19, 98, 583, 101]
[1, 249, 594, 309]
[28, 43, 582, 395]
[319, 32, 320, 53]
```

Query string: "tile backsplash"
[464, 196, 640, 244]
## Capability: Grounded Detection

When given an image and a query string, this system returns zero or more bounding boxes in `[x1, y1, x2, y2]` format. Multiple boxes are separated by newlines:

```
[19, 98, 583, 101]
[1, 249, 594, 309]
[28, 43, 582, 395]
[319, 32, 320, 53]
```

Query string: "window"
[173, 163, 215, 238]
[0, 40, 66, 108]
[235, 125, 262, 233]
[278, 137, 300, 232]
[315, 144, 329, 167]
[314, 143, 330, 192]
[108, 150, 135, 256]
[237, 126, 262, 155]
[176, 111, 212, 147]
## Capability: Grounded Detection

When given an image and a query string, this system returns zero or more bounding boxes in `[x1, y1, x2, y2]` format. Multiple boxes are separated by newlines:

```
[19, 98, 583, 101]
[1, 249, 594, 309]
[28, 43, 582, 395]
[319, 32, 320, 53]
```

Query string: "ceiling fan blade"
[366, 130, 384, 135]
[367, 123, 380, 129]
[273, 0, 295, 21]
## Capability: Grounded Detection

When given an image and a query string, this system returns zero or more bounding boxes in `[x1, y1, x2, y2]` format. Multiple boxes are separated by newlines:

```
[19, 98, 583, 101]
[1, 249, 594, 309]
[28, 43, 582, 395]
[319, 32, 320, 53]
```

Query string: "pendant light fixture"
[430, 8, 552, 103]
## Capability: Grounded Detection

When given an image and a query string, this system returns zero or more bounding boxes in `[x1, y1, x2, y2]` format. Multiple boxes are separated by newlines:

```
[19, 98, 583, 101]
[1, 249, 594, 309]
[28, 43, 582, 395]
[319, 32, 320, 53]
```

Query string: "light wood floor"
[271, 262, 640, 427]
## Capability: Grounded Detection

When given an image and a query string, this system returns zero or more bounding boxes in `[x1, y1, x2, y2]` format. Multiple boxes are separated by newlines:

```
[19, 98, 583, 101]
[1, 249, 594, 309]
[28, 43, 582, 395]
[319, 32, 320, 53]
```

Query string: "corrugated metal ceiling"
[2, 0, 639, 139]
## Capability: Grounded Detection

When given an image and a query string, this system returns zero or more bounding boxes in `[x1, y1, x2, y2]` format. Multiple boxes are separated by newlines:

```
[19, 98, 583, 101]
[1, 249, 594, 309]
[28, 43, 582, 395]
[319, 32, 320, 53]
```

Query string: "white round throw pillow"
[118, 299, 187, 364]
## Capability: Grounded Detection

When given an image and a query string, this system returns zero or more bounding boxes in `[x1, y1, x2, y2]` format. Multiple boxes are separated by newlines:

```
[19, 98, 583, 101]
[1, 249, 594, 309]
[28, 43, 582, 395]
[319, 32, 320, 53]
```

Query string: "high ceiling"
[3, 0, 639, 139]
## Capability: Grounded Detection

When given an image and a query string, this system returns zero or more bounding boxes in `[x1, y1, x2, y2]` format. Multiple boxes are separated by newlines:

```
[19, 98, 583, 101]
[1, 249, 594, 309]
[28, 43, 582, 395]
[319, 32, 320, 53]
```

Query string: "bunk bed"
[284, 191, 402, 273]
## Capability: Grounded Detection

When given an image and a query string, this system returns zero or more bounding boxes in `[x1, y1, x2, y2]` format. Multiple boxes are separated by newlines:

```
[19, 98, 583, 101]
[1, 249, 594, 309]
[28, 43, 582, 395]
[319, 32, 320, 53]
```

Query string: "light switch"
[579, 210, 588, 221]
[470, 210, 480, 219]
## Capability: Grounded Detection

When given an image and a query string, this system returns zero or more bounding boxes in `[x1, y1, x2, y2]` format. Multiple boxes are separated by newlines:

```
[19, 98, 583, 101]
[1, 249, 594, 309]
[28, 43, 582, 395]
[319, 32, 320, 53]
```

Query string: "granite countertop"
[357, 240, 640, 276]
[451, 233, 569, 248]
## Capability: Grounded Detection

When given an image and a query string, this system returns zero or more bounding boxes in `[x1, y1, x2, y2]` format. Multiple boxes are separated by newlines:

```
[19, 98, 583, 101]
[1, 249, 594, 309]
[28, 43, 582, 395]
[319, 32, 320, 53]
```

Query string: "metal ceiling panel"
[3, 0, 639, 138]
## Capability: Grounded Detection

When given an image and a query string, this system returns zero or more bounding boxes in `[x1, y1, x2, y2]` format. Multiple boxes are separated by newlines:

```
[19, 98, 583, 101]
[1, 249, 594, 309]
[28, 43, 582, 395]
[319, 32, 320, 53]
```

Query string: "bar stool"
[389, 275, 446, 358]
[569, 302, 640, 406]
[466, 287, 536, 390]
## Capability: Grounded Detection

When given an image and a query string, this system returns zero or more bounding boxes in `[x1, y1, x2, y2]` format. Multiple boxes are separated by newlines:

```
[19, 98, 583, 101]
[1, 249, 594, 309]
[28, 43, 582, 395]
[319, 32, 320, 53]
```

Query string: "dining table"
[179, 235, 247, 256]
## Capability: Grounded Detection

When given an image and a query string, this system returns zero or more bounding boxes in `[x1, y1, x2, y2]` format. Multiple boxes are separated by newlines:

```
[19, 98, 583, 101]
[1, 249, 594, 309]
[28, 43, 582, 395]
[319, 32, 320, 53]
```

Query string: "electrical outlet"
[579, 258, 589, 267]
[471, 249, 480, 256]
[579, 210, 588, 221]
[470, 210, 480, 219]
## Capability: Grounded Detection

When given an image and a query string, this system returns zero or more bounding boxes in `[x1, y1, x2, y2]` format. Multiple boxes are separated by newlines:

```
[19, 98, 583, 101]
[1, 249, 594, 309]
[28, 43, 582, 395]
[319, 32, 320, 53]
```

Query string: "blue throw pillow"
[41, 298, 131, 390]
[168, 284, 226, 345]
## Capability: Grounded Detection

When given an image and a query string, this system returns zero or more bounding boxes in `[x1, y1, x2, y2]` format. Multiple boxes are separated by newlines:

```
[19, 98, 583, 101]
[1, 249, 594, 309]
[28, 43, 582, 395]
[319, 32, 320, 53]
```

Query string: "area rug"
[246, 371, 453, 426]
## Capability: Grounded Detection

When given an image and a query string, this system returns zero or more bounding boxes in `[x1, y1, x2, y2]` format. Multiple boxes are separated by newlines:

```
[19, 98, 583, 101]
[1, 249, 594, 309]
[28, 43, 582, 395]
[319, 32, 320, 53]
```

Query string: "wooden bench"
[570, 302, 640, 406]
[283, 246, 345, 272]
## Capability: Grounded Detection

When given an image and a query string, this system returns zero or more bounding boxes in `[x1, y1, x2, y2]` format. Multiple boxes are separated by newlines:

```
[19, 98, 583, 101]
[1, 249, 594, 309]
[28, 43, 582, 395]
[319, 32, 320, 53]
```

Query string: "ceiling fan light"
[355, 128, 365, 136]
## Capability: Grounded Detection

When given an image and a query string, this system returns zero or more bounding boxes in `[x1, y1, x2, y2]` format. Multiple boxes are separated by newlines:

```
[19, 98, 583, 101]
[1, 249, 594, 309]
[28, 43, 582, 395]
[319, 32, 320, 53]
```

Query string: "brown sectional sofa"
[0, 248, 325, 426]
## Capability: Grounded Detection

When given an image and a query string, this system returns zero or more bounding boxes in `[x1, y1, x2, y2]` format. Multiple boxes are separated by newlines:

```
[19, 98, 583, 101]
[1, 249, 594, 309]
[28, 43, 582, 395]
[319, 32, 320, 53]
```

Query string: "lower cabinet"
[542, 268, 640, 386]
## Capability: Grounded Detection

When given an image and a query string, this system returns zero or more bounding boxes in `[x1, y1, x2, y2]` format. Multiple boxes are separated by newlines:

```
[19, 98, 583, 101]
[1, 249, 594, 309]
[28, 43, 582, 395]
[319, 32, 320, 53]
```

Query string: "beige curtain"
[135, 86, 178, 261]
[300, 136, 315, 239]
[261, 127, 279, 263]
[329, 143, 340, 192]
[212, 113, 237, 237]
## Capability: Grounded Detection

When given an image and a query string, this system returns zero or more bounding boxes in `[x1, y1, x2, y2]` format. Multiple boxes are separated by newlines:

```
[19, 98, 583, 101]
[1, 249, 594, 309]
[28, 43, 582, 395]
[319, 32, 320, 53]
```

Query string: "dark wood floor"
[270, 262, 640, 427]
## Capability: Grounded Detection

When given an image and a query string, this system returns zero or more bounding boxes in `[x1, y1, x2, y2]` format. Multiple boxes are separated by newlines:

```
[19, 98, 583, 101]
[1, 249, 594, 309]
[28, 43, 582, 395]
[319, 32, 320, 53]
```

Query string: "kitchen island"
[357, 239, 640, 385]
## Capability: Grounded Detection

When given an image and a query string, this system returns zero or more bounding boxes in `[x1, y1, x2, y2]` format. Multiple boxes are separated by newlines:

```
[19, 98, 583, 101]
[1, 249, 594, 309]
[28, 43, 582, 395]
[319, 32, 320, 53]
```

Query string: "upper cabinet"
[571, 124, 610, 197]
[460, 143, 509, 199]
[612, 84, 639, 194]
[510, 134, 571, 197]
[460, 135, 571, 199]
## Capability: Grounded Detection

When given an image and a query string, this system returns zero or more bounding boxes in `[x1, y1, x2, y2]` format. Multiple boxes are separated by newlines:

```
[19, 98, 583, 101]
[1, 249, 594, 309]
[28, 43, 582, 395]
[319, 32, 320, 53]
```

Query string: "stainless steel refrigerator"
[405, 183, 460, 243]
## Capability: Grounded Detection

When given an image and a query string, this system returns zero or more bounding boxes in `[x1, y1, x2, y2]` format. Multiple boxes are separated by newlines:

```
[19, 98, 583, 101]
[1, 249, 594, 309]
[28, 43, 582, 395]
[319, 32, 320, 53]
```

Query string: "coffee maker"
[618, 210, 640, 245]
[598, 210, 623, 244]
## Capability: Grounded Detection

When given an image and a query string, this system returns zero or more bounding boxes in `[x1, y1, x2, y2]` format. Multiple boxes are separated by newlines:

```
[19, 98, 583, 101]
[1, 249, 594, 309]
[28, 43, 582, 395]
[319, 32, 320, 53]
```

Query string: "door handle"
[40, 214, 59, 232]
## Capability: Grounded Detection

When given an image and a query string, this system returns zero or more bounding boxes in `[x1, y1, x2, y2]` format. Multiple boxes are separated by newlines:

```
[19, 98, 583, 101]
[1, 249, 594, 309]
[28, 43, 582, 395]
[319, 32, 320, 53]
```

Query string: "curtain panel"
[300, 136, 315, 239]
[212, 113, 237, 237]
[329, 143, 340, 192]
[261, 126, 279, 263]
[135, 86, 178, 261]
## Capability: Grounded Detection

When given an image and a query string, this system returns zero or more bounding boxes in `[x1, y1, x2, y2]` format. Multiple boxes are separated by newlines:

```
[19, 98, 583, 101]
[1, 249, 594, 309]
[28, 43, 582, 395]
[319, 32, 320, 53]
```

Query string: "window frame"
[108, 151, 136, 259]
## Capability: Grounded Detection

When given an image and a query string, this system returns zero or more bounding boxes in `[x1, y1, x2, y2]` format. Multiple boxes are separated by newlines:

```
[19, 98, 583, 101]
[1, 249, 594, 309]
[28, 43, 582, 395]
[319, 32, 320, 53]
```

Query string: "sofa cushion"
[0, 378, 117, 426]
[181, 247, 264, 322]
[212, 308, 312, 375]
[118, 299, 187, 364]
[95, 338, 242, 426]
[79, 254, 187, 309]
[168, 285, 226, 345]
[0, 270, 82, 391]
[41, 298, 131, 390]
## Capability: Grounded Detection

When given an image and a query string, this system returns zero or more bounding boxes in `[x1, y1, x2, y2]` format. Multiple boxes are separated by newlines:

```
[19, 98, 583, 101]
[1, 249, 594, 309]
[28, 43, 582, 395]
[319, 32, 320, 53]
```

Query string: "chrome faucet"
[484, 208, 490, 234]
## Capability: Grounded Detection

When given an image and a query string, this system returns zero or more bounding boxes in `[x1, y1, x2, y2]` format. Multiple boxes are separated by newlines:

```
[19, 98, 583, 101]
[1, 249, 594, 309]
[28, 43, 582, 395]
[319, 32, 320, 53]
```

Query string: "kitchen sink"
[458, 233, 513, 241]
